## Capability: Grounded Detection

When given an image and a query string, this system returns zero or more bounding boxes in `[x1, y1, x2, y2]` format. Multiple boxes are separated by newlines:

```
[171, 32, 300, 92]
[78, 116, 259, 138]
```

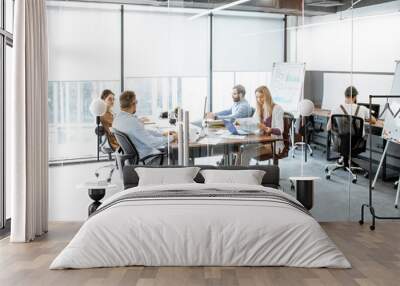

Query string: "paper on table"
[198, 137, 222, 145]
[219, 134, 246, 140]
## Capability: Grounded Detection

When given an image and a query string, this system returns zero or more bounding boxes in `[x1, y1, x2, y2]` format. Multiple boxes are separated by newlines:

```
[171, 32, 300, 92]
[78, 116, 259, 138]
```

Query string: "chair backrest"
[331, 114, 365, 156]
[331, 114, 364, 137]
[112, 128, 140, 163]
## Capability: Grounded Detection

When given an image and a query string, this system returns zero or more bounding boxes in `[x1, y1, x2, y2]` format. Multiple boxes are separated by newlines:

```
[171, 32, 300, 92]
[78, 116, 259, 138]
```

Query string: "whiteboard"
[322, 73, 393, 109]
[391, 61, 400, 95]
[382, 61, 400, 144]
[270, 63, 305, 113]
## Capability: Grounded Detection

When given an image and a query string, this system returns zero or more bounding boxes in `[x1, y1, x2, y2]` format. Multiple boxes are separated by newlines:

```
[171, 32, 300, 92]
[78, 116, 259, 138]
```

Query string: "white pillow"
[135, 167, 200, 186]
[200, 169, 265, 185]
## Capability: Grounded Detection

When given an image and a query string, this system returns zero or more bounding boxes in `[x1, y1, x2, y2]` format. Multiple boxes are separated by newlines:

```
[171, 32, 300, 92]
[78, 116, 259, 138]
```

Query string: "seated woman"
[99, 89, 119, 151]
[237, 85, 284, 166]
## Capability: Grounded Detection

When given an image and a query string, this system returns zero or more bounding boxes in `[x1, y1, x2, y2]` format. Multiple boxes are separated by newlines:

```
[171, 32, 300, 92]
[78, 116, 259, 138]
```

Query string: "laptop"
[223, 120, 251, 135]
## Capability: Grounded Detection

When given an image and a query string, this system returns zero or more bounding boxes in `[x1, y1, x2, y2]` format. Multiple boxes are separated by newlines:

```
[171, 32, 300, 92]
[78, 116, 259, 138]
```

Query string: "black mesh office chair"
[95, 125, 114, 160]
[324, 114, 367, 183]
[112, 128, 164, 172]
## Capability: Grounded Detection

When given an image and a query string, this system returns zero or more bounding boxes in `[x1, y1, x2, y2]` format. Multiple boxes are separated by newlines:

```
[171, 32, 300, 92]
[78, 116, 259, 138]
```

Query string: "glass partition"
[45, 0, 400, 222]
[349, 0, 400, 222]
[47, 1, 121, 161]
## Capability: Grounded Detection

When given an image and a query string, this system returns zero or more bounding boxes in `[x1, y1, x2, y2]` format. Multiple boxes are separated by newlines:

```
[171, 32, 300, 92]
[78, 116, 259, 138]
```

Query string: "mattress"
[50, 183, 351, 269]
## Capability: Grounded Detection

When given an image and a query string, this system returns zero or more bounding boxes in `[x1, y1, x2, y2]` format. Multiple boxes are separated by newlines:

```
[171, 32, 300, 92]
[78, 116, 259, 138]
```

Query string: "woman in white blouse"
[237, 85, 284, 166]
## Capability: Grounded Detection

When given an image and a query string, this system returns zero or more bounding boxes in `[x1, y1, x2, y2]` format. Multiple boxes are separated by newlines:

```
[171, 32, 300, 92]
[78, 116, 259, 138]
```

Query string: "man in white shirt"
[327, 86, 377, 132]
[113, 90, 177, 159]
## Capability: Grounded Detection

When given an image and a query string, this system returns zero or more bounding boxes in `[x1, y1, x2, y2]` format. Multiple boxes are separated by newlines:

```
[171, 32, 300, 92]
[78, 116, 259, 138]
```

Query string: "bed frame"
[122, 165, 280, 190]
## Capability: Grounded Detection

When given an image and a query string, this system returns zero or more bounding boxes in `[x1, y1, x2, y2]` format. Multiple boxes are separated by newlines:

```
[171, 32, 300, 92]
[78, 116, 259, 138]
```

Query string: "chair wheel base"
[325, 175, 330, 180]
[358, 220, 363, 225]
[395, 205, 398, 209]
[370, 225, 375, 231]
[352, 178, 357, 184]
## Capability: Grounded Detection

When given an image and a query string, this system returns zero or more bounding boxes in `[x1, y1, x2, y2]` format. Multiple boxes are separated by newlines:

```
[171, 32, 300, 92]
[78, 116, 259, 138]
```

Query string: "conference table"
[147, 120, 278, 166]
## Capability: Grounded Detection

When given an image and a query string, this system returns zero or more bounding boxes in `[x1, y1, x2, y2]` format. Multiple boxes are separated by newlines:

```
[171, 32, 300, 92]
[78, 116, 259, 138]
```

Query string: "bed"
[50, 165, 350, 269]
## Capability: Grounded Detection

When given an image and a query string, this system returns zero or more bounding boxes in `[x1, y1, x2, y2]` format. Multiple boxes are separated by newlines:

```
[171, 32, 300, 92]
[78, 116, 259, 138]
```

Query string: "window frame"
[0, 0, 13, 232]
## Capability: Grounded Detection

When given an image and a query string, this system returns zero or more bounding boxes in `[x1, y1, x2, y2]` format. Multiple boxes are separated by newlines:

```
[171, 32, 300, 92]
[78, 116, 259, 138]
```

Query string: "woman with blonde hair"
[237, 85, 284, 165]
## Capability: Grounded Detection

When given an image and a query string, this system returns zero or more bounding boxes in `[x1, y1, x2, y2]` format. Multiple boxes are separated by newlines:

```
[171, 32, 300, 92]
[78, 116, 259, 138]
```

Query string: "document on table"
[219, 134, 246, 140]
[198, 137, 222, 145]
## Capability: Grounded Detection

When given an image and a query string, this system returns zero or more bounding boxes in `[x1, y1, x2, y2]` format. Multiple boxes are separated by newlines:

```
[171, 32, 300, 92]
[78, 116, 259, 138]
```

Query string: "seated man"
[206, 84, 253, 120]
[327, 86, 377, 132]
[113, 90, 177, 159]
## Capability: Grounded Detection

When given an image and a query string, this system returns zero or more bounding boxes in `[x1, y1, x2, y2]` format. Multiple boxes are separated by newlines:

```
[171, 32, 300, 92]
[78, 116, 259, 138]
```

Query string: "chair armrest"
[116, 153, 138, 171]
[140, 153, 165, 165]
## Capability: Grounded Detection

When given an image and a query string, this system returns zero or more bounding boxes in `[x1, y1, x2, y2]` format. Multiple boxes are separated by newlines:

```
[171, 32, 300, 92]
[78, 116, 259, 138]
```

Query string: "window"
[124, 6, 209, 121]
[47, 1, 121, 161]
[212, 12, 284, 110]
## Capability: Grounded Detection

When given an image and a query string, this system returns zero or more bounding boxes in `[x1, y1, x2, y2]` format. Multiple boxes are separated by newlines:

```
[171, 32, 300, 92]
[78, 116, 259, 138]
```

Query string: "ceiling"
[53, 0, 397, 16]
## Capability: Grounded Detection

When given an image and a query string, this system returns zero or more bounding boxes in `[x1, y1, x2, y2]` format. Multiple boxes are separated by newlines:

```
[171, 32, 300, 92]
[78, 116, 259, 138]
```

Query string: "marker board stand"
[359, 94, 400, 231]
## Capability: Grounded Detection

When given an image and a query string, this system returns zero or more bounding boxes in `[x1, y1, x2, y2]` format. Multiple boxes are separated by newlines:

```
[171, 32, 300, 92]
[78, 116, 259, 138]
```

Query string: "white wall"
[49, 162, 123, 221]
[288, 1, 400, 109]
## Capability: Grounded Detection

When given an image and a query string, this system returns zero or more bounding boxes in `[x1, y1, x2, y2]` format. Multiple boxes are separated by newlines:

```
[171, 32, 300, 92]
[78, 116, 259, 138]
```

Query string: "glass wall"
[46, 0, 400, 223]
[123, 6, 209, 121]
[47, 1, 121, 161]
[212, 12, 284, 111]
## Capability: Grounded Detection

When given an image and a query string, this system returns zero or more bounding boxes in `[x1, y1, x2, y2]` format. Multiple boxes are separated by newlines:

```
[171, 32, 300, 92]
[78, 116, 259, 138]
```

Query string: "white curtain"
[9, 0, 48, 242]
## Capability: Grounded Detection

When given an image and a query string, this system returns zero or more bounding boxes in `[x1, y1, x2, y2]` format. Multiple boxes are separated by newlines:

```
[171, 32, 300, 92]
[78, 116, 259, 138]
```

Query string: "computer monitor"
[358, 103, 380, 118]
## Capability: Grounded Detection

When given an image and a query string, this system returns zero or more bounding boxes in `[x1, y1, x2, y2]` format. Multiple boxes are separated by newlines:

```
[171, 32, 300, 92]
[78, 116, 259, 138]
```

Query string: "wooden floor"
[0, 222, 399, 286]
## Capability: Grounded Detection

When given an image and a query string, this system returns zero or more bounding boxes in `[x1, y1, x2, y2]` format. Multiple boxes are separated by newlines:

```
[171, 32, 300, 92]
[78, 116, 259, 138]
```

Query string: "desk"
[313, 108, 384, 129]
[167, 127, 277, 165]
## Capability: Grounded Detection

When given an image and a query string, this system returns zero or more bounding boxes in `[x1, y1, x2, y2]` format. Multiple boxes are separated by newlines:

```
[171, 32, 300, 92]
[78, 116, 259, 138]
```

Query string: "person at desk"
[327, 86, 377, 132]
[206, 84, 253, 120]
[236, 85, 284, 166]
[113, 90, 177, 159]
[99, 89, 119, 151]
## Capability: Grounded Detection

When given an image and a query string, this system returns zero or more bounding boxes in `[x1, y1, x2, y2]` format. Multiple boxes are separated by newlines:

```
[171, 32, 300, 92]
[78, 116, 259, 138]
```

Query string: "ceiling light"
[188, 0, 252, 20]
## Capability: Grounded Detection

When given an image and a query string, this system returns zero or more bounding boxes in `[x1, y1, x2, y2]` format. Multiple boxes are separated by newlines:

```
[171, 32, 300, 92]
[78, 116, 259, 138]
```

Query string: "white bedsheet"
[50, 183, 350, 269]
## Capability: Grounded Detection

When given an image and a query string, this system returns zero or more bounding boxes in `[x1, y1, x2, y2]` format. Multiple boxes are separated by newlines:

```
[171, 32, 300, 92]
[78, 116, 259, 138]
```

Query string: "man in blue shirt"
[206, 84, 253, 120]
[113, 90, 177, 159]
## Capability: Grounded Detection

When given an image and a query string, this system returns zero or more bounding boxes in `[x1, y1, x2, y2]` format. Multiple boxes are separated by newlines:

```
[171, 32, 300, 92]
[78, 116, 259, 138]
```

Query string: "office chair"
[112, 128, 164, 174]
[253, 112, 294, 165]
[324, 114, 368, 184]
[95, 125, 114, 160]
